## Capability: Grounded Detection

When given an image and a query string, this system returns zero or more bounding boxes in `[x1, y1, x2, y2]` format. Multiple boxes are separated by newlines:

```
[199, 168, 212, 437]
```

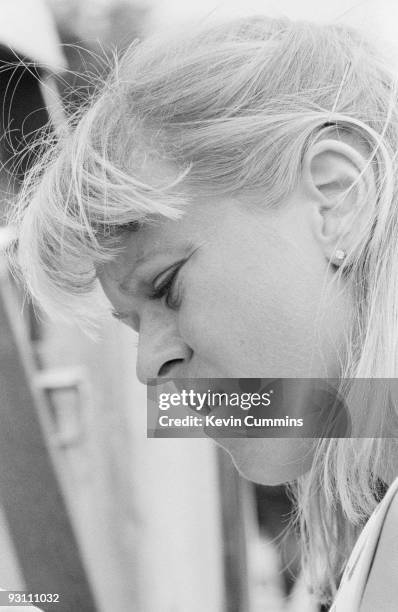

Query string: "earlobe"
[302, 137, 377, 261]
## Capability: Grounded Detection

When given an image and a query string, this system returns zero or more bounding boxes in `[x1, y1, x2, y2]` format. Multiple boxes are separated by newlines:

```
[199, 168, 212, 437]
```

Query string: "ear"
[301, 137, 377, 262]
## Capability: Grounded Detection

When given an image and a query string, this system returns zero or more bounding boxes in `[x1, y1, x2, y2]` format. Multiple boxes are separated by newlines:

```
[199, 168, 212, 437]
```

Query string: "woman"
[8, 15, 398, 609]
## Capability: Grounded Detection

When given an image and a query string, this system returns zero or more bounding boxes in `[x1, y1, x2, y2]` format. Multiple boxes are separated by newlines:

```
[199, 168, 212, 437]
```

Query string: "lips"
[165, 378, 231, 415]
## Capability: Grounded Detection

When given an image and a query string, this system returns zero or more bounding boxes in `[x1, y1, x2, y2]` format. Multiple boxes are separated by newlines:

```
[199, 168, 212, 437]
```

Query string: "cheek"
[178, 247, 345, 377]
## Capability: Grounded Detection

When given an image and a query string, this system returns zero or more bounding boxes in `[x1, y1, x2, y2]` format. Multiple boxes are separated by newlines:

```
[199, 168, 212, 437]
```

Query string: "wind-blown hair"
[8, 15, 398, 605]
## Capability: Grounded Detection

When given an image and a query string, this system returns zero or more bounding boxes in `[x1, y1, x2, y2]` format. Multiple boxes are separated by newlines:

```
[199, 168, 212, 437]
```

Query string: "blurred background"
[0, 1, 395, 611]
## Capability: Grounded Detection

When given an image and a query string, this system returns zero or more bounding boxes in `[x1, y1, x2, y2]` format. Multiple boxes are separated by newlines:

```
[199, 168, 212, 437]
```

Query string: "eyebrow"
[117, 239, 197, 295]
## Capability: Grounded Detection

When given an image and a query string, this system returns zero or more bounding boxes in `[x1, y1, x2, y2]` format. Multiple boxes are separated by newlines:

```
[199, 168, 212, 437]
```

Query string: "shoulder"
[359, 480, 398, 611]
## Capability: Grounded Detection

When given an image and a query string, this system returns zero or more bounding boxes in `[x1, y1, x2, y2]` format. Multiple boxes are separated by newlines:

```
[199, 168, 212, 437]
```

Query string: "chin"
[214, 437, 313, 486]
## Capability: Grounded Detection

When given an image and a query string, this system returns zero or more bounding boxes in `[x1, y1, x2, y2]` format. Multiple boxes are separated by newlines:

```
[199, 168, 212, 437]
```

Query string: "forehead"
[104, 219, 190, 282]
[102, 196, 237, 282]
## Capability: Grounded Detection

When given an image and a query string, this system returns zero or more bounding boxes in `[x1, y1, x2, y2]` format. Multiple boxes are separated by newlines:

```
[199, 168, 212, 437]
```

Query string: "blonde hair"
[8, 15, 398, 604]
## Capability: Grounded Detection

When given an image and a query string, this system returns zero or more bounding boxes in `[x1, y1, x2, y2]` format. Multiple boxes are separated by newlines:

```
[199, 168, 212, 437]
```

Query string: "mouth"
[167, 378, 231, 415]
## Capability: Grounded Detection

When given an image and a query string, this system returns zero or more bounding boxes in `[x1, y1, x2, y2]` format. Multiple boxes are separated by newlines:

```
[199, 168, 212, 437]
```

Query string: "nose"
[135, 313, 192, 384]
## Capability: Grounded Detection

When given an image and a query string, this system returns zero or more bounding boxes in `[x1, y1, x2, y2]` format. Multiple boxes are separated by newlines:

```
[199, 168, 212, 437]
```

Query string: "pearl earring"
[333, 249, 346, 265]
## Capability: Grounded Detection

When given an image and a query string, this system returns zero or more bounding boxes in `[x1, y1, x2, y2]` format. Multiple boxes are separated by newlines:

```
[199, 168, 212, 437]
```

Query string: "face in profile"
[99, 169, 353, 485]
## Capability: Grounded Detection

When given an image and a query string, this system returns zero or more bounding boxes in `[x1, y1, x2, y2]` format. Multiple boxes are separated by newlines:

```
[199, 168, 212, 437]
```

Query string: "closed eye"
[111, 309, 140, 333]
[148, 262, 183, 309]
[111, 309, 129, 321]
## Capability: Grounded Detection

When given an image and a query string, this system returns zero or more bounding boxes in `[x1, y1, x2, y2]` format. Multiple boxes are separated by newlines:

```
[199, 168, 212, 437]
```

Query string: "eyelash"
[149, 266, 182, 309]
